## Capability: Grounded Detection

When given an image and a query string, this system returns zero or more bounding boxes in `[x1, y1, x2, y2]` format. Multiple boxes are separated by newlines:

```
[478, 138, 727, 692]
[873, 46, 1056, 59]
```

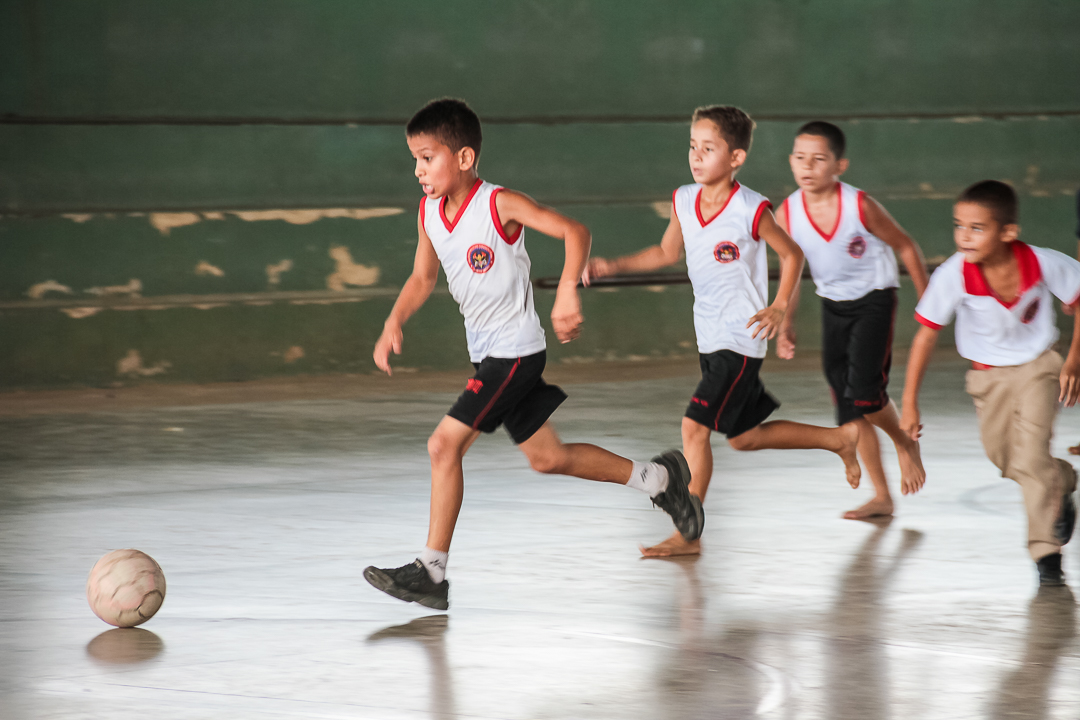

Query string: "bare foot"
[842, 497, 894, 520]
[837, 422, 862, 488]
[897, 436, 927, 495]
[640, 532, 702, 558]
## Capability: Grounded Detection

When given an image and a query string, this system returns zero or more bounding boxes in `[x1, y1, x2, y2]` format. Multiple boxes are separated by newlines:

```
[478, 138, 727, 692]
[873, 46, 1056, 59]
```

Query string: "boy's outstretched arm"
[861, 194, 929, 298]
[900, 326, 939, 443]
[495, 190, 590, 343]
[753, 210, 804, 341]
[1061, 302, 1080, 406]
[582, 209, 685, 283]
[373, 214, 440, 375]
[773, 201, 800, 359]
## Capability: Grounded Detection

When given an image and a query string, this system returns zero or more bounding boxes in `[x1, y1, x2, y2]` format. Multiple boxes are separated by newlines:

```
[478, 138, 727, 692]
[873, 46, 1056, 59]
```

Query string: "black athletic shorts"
[821, 287, 897, 426]
[685, 349, 780, 438]
[447, 350, 567, 444]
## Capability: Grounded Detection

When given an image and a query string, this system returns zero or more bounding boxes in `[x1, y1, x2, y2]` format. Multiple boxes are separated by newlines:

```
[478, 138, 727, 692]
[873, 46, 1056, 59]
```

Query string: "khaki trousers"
[965, 350, 1078, 561]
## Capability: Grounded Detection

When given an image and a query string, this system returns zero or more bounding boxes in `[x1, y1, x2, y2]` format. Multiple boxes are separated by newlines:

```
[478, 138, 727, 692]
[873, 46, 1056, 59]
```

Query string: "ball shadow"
[86, 627, 165, 664]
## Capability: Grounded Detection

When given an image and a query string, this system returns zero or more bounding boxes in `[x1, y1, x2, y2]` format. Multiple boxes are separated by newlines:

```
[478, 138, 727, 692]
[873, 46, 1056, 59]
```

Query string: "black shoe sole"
[363, 566, 450, 610]
[1056, 492, 1076, 546]
[654, 450, 705, 542]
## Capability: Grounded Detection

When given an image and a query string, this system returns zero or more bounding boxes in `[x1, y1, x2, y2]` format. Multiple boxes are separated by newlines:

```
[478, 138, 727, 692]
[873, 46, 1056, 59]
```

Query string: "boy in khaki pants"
[901, 180, 1080, 586]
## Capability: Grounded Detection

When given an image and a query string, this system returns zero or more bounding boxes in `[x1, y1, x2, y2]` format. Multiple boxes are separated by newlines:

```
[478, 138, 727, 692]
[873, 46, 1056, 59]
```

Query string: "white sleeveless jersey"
[421, 180, 546, 362]
[783, 182, 898, 302]
[673, 181, 773, 358]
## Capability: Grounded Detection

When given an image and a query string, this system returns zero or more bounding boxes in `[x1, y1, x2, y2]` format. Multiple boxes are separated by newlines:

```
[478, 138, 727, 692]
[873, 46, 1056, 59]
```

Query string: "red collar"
[801, 183, 842, 241]
[695, 182, 740, 227]
[962, 242, 1041, 309]
[439, 179, 484, 233]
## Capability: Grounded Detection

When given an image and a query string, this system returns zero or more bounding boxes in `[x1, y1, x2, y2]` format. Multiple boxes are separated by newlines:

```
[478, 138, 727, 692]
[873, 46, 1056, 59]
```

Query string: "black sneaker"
[1036, 552, 1065, 587]
[364, 559, 450, 610]
[649, 450, 704, 541]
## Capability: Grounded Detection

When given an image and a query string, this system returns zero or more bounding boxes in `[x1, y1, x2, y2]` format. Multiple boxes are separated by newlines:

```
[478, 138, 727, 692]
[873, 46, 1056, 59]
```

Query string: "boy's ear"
[1002, 223, 1021, 242]
[836, 158, 850, 176]
[730, 148, 748, 170]
[457, 146, 477, 171]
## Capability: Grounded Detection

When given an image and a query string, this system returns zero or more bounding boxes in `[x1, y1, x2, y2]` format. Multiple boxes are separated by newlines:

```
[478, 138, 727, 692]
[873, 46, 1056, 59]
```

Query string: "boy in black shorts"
[364, 99, 701, 609]
[777, 121, 929, 518]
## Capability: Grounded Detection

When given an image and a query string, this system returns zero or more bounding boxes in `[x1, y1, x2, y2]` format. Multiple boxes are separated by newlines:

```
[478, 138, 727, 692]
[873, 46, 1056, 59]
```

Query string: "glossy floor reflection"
[2, 361, 1080, 718]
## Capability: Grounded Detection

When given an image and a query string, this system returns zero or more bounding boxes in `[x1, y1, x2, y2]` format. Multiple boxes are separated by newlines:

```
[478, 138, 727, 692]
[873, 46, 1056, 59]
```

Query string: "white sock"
[626, 461, 669, 497]
[419, 547, 448, 583]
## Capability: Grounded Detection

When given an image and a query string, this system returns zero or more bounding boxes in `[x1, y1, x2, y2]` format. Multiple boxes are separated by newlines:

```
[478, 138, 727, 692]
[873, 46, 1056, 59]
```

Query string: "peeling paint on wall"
[327, 246, 379, 290]
[61, 307, 102, 319]
[283, 346, 305, 363]
[150, 212, 202, 235]
[61, 213, 93, 223]
[86, 279, 142, 297]
[651, 201, 671, 219]
[201, 211, 226, 220]
[232, 207, 403, 224]
[116, 349, 171, 377]
[195, 261, 225, 277]
[266, 259, 294, 286]
[26, 280, 73, 299]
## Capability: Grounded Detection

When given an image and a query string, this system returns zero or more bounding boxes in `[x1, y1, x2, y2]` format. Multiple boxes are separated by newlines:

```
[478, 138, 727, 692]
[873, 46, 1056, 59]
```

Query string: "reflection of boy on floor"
[902, 180, 1080, 586]
[364, 99, 701, 610]
[586, 106, 861, 558]
[776, 121, 929, 520]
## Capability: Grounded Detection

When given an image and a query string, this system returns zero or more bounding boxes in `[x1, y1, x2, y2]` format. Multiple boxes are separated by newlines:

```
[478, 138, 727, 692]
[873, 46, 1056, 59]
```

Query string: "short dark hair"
[691, 105, 755, 153]
[796, 121, 846, 159]
[406, 98, 483, 158]
[957, 180, 1018, 226]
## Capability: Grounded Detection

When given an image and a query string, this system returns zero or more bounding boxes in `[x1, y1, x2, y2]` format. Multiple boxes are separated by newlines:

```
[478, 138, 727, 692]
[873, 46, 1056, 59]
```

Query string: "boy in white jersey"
[776, 121, 929, 520]
[901, 180, 1080, 586]
[364, 99, 701, 609]
[585, 106, 861, 558]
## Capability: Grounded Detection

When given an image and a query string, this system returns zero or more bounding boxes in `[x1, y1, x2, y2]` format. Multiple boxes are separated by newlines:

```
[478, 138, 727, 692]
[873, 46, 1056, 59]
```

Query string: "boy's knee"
[528, 450, 565, 475]
[728, 430, 756, 452]
[427, 432, 462, 465]
[682, 417, 711, 442]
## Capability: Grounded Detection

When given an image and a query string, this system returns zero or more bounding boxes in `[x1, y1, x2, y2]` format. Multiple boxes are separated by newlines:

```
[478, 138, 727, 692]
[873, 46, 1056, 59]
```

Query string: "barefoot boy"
[585, 106, 861, 558]
[776, 121, 929, 520]
[901, 180, 1080, 586]
[364, 98, 702, 609]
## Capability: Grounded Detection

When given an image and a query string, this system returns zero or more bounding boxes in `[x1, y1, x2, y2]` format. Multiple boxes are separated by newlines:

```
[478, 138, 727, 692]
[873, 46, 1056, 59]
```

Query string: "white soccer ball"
[86, 549, 167, 627]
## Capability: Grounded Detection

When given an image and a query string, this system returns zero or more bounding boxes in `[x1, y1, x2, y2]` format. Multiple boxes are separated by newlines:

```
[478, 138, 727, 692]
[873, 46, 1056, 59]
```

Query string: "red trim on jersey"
[671, 188, 679, 222]
[802, 182, 842, 241]
[419, 197, 427, 227]
[696, 181, 741, 227]
[439, 178, 484, 233]
[713, 355, 748, 431]
[489, 187, 522, 245]
[961, 241, 1042, 309]
[472, 357, 520, 429]
[751, 200, 773, 241]
[856, 190, 869, 228]
[915, 312, 944, 330]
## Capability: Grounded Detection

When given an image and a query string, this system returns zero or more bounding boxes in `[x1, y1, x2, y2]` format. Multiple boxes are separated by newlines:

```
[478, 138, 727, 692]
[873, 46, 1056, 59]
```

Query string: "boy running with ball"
[364, 98, 701, 609]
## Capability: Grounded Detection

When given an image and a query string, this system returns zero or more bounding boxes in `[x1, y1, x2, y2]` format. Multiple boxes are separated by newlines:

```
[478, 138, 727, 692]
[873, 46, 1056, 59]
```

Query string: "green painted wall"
[2, 1, 1079, 388]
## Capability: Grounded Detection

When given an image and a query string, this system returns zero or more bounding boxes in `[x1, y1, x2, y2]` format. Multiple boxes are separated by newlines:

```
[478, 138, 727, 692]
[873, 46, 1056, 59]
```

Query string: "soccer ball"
[86, 549, 167, 627]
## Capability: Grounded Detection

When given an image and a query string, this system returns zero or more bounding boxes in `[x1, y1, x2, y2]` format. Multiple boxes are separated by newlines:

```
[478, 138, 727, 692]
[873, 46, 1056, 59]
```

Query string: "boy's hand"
[1060, 355, 1080, 407]
[747, 305, 785, 340]
[373, 323, 403, 375]
[552, 287, 584, 343]
[582, 257, 617, 287]
[776, 325, 796, 360]
[899, 403, 922, 442]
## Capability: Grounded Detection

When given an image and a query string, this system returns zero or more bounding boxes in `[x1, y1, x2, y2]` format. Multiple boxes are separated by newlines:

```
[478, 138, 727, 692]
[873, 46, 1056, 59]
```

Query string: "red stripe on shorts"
[472, 358, 521, 429]
[713, 355, 748, 431]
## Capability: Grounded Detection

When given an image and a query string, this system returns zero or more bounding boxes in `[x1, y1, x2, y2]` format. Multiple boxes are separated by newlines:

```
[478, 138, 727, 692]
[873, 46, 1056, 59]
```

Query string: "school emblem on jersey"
[1021, 297, 1040, 324]
[848, 236, 867, 259]
[467, 244, 494, 273]
[713, 241, 740, 263]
